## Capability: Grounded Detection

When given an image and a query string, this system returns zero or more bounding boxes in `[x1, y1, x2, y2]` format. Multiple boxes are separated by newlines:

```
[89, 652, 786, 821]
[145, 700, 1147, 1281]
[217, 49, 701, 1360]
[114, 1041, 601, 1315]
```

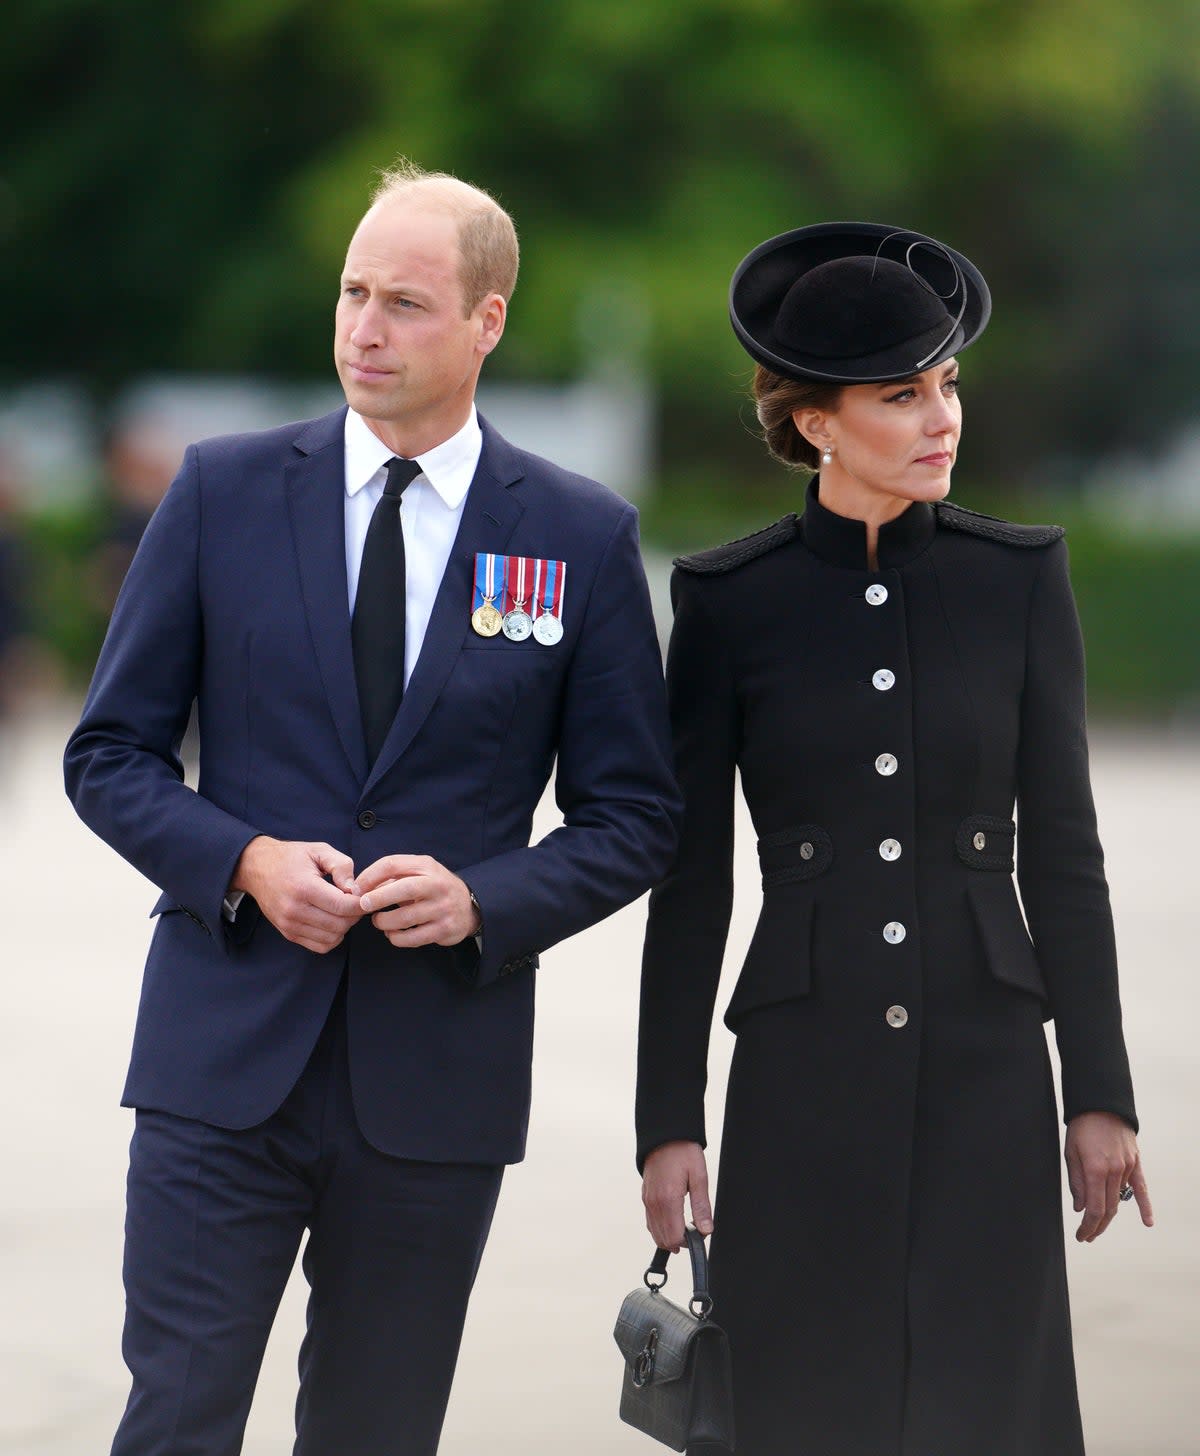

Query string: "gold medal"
[472, 601, 503, 637]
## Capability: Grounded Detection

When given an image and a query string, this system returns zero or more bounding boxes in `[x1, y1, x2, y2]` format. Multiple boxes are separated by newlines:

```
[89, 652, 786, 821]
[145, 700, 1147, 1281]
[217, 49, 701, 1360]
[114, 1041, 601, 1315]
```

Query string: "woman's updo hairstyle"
[752, 365, 842, 472]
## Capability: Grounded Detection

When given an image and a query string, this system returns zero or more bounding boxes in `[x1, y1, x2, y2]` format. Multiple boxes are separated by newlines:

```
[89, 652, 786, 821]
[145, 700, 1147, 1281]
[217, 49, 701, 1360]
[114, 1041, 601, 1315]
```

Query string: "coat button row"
[879, 838, 902, 860]
[875, 753, 898, 776]
[872, 668, 895, 691]
[357, 809, 377, 829]
[866, 584, 889, 606]
[886, 1005, 909, 1028]
[883, 920, 907, 943]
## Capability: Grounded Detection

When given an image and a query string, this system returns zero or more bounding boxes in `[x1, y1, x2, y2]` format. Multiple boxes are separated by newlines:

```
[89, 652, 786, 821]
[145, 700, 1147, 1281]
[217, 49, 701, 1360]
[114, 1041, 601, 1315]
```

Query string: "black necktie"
[352, 456, 421, 763]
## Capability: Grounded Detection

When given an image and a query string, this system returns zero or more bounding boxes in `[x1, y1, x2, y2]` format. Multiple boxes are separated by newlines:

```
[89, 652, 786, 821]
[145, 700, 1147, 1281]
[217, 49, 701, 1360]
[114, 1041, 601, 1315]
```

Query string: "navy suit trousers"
[111, 983, 504, 1456]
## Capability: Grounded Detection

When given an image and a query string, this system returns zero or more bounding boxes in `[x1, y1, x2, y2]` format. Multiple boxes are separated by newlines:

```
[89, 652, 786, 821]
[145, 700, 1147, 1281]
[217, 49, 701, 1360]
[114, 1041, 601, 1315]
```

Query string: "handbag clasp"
[631, 1325, 659, 1388]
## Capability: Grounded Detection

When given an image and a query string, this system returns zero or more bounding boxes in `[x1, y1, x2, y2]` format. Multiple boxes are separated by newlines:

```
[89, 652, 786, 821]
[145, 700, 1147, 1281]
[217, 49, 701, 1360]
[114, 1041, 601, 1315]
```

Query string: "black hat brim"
[729, 221, 991, 384]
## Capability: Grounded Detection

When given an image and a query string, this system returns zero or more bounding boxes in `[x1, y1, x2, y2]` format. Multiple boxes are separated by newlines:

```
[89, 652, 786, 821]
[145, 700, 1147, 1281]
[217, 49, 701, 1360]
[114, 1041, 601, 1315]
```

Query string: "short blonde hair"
[370, 159, 519, 312]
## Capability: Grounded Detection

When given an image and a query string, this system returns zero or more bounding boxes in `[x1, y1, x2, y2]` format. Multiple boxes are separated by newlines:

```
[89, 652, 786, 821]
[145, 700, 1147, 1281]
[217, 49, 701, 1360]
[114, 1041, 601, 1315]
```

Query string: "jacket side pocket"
[724, 892, 816, 1031]
[966, 876, 1048, 1008]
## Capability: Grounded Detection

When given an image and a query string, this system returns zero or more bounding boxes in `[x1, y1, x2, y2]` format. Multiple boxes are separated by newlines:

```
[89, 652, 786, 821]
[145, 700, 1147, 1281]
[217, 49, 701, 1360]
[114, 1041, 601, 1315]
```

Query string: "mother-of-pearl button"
[879, 838, 902, 860]
[883, 921, 907, 943]
[886, 1005, 909, 1028]
[875, 753, 898, 776]
[872, 669, 896, 691]
[866, 584, 889, 606]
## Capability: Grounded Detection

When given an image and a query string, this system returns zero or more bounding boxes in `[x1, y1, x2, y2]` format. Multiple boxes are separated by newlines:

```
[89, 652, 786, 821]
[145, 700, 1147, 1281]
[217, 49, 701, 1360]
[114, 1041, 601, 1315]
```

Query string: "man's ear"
[476, 293, 507, 356]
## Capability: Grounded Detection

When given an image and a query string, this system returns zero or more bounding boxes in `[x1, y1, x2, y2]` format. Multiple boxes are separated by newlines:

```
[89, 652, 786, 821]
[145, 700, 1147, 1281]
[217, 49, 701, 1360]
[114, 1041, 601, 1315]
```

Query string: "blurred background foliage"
[2, 0, 1199, 714]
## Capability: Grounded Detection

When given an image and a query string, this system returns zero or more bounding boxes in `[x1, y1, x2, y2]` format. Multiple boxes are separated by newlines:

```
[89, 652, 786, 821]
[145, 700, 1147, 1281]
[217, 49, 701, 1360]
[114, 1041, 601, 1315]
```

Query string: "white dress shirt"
[224, 405, 482, 921]
[343, 404, 482, 687]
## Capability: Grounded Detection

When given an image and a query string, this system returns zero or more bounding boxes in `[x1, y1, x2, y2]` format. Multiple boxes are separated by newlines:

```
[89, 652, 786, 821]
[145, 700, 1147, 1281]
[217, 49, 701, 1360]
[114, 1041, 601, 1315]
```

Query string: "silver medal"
[533, 612, 563, 645]
[502, 608, 533, 641]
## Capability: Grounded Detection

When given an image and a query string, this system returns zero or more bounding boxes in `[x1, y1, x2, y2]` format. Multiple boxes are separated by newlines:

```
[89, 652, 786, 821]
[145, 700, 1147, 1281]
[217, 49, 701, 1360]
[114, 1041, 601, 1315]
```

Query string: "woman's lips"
[915, 452, 952, 465]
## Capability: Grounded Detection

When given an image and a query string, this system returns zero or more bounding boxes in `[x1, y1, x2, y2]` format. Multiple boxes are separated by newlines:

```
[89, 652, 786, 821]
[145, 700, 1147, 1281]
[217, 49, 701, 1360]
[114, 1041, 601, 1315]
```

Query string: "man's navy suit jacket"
[65, 409, 680, 1165]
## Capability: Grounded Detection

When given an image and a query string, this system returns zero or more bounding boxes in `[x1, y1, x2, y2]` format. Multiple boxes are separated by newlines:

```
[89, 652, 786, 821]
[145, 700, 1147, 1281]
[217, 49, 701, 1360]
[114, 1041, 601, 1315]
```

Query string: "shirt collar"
[343, 406, 482, 509]
[800, 477, 936, 570]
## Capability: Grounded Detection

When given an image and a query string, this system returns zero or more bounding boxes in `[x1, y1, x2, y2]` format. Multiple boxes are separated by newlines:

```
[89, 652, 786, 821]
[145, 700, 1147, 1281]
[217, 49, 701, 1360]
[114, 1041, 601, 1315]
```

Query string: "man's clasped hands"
[231, 837, 481, 955]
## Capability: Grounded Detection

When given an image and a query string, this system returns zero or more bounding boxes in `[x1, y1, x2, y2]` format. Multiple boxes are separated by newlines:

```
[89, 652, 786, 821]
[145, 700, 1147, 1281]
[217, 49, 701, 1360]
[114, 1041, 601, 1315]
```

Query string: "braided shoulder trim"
[936, 501, 1064, 547]
[674, 514, 800, 575]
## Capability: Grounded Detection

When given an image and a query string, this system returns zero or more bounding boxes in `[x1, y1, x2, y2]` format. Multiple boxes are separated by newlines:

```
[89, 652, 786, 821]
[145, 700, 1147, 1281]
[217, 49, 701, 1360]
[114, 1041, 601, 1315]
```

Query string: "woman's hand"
[1065, 1111, 1153, 1243]
[642, 1141, 713, 1252]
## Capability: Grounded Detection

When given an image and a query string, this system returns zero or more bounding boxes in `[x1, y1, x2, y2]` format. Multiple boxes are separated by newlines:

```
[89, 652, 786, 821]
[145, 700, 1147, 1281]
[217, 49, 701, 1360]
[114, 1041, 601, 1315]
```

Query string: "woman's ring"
[1119, 1185, 1134, 1203]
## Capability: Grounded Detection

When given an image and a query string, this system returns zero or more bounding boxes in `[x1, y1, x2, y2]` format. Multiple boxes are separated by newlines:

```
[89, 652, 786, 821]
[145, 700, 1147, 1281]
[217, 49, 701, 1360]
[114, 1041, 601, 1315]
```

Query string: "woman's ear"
[792, 407, 832, 453]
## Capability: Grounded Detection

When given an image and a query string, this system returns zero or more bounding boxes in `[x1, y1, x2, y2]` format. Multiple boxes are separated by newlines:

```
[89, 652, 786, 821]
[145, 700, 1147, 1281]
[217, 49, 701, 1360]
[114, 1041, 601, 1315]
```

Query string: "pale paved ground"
[1, 702, 1196, 1455]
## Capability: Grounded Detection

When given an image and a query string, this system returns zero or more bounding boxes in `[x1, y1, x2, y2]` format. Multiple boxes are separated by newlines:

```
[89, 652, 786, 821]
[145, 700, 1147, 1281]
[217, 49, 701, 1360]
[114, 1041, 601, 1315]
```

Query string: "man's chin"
[341, 383, 399, 421]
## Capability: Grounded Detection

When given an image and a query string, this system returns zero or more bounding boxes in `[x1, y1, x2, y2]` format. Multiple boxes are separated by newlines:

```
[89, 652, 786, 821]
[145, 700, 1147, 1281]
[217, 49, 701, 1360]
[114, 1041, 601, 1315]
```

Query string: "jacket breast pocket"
[723, 892, 816, 1031]
[966, 876, 1048, 1007]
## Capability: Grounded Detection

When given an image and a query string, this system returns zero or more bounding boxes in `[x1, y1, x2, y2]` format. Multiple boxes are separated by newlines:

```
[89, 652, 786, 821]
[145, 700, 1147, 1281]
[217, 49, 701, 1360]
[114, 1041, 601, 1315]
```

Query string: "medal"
[502, 555, 533, 641]
[533, 612, 562, 645]
[532, 556, 565, 645]
[471, 553, 502, 637]
[472, 602, 502, 636]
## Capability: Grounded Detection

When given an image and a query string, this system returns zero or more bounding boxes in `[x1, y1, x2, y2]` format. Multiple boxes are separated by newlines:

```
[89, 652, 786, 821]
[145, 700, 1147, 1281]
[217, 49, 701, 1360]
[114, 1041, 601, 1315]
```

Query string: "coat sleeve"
[1016, 538, 1137, 1130]
[635, 569, 739, 1170]
[63, 446, 260, 945]
[456, 504, 682, 987]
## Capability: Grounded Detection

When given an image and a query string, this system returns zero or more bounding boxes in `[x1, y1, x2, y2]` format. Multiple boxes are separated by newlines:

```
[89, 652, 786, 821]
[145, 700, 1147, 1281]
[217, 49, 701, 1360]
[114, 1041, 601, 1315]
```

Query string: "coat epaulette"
[674, 514, 800, 575]
[936, 501, 1064, 547]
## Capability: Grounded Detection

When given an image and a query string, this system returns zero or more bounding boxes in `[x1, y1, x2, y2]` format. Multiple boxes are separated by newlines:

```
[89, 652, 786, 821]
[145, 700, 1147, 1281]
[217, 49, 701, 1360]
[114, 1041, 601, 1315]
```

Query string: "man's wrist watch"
[467, 889, 483, 933]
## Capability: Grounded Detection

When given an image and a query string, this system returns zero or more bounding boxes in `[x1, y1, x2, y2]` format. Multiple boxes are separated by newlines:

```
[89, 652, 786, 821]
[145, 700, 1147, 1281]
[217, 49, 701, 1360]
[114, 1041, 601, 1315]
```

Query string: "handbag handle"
[643, 1226, 714, 1319]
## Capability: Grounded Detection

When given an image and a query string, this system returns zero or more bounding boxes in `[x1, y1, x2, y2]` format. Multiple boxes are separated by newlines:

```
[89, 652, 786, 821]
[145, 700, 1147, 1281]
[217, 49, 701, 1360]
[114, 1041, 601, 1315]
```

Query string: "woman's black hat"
[729, 221, 991, 384]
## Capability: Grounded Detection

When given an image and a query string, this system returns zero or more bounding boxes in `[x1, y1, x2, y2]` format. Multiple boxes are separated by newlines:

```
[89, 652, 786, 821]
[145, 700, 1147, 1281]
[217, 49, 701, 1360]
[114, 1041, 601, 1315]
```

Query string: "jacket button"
[872, 669, 896, 691]
[357, 809, 377, 829]
[973, 831, 987, 851]
[886, 1005, 909, 1028]
[799, 842, 814, 860]
[866, 584, 889, 606]
[879, 838, 902, 861]
[875, 753, 898, 776]
[883, 921, 907, 944]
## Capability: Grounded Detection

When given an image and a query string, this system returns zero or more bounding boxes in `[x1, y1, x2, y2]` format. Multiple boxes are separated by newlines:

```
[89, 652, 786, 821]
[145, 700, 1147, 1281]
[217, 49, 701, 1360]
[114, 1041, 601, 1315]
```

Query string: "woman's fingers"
[688, 1159, 714, 1237]
[1129, 1158, 1155, 1228]
[1065, 1144, 1086, 1214]
[642, 1142, 708, 1252]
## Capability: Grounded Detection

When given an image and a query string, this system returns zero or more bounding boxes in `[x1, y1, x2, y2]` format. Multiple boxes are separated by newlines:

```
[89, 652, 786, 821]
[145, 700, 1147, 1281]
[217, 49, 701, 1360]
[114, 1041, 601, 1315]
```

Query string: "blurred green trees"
[5, 0, 1200, 484]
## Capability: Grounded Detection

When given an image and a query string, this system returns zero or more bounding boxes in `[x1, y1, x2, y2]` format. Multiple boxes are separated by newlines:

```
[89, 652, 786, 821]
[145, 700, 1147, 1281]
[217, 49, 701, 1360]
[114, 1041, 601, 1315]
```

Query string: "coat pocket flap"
[966, 877, 1047, 1001]
[724, 893, 815, 1030]
[758, 824, 833, 887]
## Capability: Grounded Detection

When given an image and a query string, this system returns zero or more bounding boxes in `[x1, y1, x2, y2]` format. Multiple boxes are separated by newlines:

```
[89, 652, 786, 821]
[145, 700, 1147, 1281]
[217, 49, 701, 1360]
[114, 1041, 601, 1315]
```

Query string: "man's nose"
[349, 301, 384, 348]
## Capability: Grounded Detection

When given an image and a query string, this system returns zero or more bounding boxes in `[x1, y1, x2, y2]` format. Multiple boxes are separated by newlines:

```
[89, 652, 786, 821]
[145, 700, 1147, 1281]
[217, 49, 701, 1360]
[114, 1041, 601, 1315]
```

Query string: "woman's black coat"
[637, 482, 1137, 1456]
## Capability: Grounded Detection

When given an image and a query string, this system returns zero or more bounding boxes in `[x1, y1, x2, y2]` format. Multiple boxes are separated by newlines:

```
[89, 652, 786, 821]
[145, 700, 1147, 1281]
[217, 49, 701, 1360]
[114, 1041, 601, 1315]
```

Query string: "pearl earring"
[821, 446, 833, 467]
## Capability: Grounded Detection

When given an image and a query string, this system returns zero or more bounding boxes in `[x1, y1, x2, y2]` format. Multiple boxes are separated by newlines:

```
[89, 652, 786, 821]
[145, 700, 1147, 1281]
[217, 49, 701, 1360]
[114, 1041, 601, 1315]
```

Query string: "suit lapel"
[363, 420, 526, 794]
[284, 409, 369, 784]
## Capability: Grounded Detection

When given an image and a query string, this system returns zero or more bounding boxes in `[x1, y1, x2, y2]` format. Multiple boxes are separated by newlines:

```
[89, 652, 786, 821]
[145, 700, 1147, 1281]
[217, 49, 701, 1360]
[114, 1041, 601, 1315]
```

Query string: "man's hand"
[230, 836, 362, 953]
[642, 1140, 713, 1253]
[354, 855, 482, 948]
[1065, 1110, 1153, 1243]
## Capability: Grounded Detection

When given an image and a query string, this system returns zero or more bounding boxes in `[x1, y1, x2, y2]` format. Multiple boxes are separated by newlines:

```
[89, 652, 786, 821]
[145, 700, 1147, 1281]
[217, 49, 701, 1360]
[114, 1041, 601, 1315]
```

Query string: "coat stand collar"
[800, 477, 936, 571]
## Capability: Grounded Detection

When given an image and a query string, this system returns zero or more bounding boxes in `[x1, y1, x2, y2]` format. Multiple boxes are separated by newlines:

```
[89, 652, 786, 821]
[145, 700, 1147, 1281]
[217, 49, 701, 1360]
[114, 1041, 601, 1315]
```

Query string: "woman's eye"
[944, 377, 961, 394]
[885, 388, 915, 403]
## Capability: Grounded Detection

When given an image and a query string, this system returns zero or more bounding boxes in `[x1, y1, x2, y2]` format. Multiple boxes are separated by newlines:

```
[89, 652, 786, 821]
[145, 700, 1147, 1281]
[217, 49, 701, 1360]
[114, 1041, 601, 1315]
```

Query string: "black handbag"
[613, 1227, 736, 1452]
